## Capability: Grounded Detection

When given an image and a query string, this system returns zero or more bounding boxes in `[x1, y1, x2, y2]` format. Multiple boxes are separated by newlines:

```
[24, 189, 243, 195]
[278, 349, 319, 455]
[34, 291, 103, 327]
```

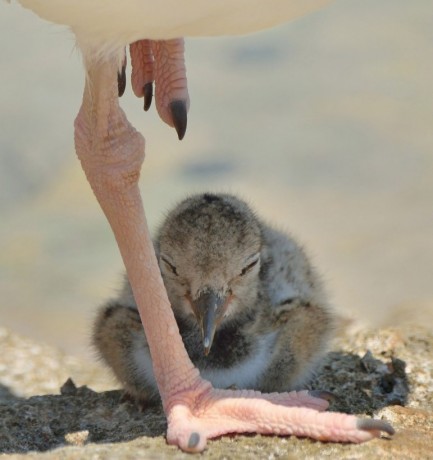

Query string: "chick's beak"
[192, 289, 228, 356]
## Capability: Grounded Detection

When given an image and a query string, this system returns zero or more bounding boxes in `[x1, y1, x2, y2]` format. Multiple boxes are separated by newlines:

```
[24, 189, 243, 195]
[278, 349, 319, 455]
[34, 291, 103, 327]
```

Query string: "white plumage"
[17, 0, 333, 55]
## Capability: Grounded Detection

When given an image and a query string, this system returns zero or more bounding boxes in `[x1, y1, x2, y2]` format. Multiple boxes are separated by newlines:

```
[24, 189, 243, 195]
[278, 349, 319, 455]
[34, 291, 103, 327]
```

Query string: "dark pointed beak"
[192, 290, 227, 356]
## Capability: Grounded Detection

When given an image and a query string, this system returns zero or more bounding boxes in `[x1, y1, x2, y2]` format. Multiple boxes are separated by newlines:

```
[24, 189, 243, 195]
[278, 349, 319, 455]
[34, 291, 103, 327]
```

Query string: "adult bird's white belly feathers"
[17, 1, 335, 51]
[94, 193, 335, 400]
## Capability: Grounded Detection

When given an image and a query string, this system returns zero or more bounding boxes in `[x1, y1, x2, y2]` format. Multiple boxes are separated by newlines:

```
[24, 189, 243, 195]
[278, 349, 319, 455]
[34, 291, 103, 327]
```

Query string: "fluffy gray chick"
[93, 193, 334, 403]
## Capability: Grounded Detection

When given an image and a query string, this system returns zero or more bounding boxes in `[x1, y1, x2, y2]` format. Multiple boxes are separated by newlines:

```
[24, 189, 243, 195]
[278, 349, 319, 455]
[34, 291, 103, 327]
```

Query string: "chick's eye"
[240, 258, 259, 276]
[161, 257, 178, 276]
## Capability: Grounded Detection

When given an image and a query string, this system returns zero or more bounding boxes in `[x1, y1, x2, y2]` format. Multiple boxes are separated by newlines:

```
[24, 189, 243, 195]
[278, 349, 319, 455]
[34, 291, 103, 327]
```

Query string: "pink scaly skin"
[74, 39, 393, 453]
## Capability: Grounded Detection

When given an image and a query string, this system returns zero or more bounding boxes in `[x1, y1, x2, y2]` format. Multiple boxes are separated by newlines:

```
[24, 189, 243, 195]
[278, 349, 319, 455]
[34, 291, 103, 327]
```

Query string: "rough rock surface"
[0, 324, 432, 459]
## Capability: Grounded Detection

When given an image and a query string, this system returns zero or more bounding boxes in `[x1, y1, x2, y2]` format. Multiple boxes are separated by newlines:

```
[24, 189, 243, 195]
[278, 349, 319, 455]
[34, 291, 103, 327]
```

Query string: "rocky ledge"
[0, 323, 432, 459]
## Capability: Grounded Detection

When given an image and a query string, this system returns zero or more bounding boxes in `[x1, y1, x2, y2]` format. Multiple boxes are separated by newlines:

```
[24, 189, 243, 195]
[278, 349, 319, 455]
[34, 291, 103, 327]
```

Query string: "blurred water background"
[1, 0, 432, 358]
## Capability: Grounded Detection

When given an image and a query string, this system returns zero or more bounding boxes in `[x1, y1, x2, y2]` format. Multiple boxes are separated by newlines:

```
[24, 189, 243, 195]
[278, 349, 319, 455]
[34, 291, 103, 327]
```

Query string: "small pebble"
[64, 430, 89, 446]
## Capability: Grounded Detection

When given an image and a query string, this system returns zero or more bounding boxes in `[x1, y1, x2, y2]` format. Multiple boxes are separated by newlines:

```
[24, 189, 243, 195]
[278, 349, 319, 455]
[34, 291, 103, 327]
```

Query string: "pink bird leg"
[74, 40, 393, 453]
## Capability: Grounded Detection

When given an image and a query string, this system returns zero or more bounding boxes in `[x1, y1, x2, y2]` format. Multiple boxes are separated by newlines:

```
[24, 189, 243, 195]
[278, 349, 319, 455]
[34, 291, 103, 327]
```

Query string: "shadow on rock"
[0, 384, 23, 405]
[308, 350, 409, 415]
[0, 379, 166, 454]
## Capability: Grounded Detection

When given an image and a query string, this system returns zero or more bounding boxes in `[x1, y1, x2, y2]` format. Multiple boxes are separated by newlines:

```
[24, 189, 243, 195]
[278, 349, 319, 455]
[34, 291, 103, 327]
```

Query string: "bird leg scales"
[129, 38, 189, 139]
[166, 387, 393, 451]
[74, 54, 393, 453]
[74, 55, 200, 399]
[130, 39, 154, 110]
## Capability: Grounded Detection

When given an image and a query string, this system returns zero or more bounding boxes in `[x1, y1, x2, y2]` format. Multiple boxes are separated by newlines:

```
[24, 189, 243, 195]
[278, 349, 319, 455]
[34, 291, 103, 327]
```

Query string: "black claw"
[117, 64, 126, 98]
[357, 418, 395, 436]
[169, 100, 188, 140]
[143, 82, 153, 111]
[188, 432, 200, 449]
[308, 390, 335, 402]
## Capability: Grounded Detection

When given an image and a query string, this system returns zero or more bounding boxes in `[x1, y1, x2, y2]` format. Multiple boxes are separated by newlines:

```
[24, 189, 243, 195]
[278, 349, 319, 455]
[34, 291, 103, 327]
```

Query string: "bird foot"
[129, 38, 189, 138]
[164, 379, 394, 452]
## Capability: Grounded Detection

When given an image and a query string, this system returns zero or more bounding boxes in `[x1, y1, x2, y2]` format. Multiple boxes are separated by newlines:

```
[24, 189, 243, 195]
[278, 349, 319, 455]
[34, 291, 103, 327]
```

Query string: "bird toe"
[143, 82, 153, 111]
[357, 418, 395, 436]
[308, 390, 336, 402]
[117, 61, 127, 97]
[170, 100, 188, 140]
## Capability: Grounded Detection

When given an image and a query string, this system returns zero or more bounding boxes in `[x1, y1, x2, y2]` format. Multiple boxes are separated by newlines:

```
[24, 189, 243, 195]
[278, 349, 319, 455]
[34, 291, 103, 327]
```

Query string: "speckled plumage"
[93, 193, 334, 402]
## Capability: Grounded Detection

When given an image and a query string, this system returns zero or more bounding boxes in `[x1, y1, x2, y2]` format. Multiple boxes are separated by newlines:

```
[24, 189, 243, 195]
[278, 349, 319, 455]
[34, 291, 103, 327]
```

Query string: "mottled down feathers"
[93, 193, 334, 401]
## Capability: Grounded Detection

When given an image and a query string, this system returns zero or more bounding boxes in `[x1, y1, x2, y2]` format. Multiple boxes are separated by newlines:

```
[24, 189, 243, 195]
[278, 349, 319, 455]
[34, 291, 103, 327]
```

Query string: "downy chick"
[93, 193, 334, 403]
